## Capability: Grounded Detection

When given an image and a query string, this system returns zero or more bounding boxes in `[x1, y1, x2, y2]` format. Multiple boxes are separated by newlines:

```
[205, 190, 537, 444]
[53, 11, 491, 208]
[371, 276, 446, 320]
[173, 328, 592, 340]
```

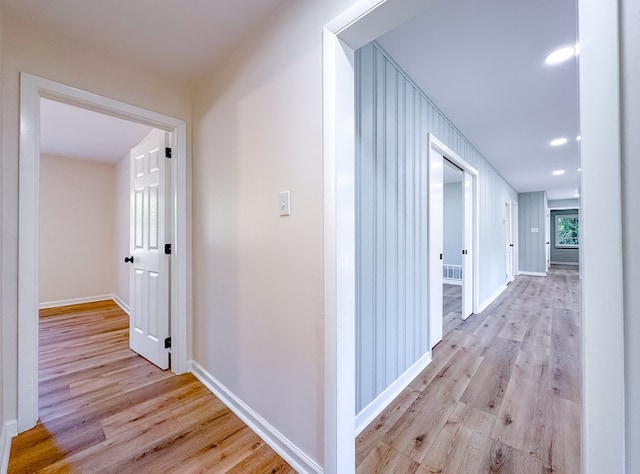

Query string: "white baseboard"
[517, 271, 548, 277]
[477, 281, 509, 314]
[1, 420, 17, 474]
[550, 261, 579, 266]
[112, 295, 130, 315]
[355, 350, 432, 436]
[443, 278, 462, 286]
[39, 294, 114, 309]
[189, 361, 322, 474]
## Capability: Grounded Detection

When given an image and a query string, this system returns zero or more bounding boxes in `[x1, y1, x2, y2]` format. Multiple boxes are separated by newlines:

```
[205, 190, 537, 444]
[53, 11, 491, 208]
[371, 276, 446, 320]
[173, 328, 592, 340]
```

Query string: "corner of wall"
[1, 419, 17, 473]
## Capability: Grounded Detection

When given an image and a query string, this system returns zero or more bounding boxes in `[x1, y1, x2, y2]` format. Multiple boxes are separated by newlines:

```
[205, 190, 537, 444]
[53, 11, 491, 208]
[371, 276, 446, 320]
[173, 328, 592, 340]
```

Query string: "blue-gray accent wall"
[518, 191, 548, 273]
[355, 42, 518, 414]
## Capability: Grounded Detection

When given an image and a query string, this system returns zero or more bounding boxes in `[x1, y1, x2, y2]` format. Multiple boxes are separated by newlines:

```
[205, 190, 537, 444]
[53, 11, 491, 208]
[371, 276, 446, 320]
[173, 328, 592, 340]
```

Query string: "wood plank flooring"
[356, 266, 581, 473]
[9, 300, 294, 473]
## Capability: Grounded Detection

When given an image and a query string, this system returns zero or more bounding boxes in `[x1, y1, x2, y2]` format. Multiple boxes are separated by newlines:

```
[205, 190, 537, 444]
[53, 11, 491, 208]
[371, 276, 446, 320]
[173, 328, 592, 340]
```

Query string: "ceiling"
[379, 0, 580, 200]
[7, 1, 580, 199]
[3, 0, 287, 86]
[40, 99, 152, 164]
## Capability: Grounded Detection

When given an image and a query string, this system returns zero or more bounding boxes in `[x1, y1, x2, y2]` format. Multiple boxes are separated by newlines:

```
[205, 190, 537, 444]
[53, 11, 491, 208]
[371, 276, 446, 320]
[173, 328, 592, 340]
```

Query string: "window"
[555, 214, 579, 248]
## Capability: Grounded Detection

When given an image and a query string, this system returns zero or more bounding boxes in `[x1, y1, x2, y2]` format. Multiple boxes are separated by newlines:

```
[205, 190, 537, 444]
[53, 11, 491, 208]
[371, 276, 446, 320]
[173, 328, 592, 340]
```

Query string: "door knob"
[124, 256, 134, 263]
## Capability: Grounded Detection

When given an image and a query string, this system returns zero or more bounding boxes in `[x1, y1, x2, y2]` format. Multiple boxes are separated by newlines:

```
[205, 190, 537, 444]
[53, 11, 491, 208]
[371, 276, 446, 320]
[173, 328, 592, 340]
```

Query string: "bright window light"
[553, 169, 565, 176]
[550, 137, 568, 146]
[545, 46, 577, 65]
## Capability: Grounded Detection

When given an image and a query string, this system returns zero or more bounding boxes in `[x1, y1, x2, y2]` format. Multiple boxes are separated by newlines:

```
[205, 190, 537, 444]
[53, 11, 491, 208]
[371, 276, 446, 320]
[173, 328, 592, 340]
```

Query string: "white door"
[127, 129, 171, 370]
[428, 151, 444, 349]
[545, 208, 551, 270]
[511, 201, 518, 276]
[505, 198, 514, 281]
[461, 171, 474, 319]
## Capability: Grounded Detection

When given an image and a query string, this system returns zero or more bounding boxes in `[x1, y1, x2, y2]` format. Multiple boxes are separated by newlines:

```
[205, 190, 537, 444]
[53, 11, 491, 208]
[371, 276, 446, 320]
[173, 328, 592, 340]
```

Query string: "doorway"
[17, 73, 190, 433]
[428, 134, 478, 350]
[442, 159, 463, 333]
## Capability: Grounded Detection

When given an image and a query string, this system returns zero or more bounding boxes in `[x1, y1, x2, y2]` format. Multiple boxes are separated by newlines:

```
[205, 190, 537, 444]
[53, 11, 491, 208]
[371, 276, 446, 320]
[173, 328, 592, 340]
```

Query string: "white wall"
[114, 154, 130, 309]
[39, 154, 115, 304]
[621, 0, 640, 471]
[1, 10, 191, 437]
[191, 0, 353, 466]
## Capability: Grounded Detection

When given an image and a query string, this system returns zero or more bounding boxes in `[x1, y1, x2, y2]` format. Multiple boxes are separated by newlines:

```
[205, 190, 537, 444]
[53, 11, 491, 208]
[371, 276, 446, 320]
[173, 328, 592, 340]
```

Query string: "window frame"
[555, 213, 580, 248]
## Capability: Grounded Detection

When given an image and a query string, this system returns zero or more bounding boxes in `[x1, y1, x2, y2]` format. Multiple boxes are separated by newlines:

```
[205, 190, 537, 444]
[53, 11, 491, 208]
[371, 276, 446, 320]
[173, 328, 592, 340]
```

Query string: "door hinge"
[164, 337, 171, 349]
[164, 243, 172, 255]
[165, 147, 172, 159]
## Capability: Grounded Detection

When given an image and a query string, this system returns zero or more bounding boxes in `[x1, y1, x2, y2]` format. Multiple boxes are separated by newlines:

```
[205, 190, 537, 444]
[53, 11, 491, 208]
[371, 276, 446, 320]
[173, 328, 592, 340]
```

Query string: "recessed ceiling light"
[553, 170, 565, 176]
[545, 46, 578, 65]
[550, 137, 568, 146]
[576, 135, 582, 141]
[577, 168, 582, 172]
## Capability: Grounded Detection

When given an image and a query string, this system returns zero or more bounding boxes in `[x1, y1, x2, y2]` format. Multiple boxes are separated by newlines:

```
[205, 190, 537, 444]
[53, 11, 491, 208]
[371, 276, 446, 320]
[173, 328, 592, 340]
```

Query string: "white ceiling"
[379, 0, 580, 200]
[40, 99, 152, 164]
[3, 0, 287, 86]
[9, 0, 579, 198]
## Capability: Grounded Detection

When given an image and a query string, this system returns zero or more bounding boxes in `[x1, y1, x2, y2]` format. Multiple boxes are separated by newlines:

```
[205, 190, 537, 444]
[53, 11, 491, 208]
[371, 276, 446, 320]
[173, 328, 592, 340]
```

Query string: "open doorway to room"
[442, 158, 463, 334]
[17, 73, 189, 433]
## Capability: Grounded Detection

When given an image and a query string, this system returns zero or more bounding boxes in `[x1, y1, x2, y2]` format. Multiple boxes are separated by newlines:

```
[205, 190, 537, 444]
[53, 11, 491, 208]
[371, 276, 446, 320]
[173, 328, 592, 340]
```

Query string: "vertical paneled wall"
[356, 42, 518, 413]
[518, 192, 547, 273]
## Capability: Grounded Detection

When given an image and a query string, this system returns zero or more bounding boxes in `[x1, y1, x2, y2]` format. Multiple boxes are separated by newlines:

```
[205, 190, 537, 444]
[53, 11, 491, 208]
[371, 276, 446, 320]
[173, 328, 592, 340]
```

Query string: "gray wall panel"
[356, 42, 518, 413]
[518, 192, 547, 273]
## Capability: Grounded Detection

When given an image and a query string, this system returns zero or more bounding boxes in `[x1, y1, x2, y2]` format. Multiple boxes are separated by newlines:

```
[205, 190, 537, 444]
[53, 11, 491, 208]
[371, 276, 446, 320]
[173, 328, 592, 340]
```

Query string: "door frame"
[428, 134, 478, 349]
[324, 0, 624, 472]
[17, 73, 191, 432]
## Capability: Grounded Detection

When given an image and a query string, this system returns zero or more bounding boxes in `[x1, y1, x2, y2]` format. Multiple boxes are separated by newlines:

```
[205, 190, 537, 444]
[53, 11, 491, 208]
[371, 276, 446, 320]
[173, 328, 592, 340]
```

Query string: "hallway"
[356, 266, 580, 473]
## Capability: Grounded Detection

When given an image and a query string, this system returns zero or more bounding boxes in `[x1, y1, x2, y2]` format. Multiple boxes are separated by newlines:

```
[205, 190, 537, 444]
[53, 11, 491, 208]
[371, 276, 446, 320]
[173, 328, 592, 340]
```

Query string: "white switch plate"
[279, 191, 291, 216]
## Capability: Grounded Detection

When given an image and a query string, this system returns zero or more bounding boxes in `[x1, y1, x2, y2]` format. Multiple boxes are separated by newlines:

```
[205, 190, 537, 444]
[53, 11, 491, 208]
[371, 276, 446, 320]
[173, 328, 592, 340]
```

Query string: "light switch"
[279, 191, 291, 216]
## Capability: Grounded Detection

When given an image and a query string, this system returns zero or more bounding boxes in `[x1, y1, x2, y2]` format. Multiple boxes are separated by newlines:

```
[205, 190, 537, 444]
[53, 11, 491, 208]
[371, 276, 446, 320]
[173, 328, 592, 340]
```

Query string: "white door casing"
[129, 129, 171, 370]
[18, 73, 190, 433]
[505, 197, 514, 281]
[462, 171, 474, 319]
[511, 201, 518, 277]
[545, 207, 551, 270]
[428, 150, 443, 349]
[429, 134, 479, 347]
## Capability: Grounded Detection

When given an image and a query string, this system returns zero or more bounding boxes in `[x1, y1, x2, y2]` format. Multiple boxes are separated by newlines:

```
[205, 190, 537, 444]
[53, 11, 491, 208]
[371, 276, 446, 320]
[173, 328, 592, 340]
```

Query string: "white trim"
[38, 294, 131, 314]
[579, 0, 626, 470]
[17, 73, 191, 433]
[39, 294, 115, 309]
[189, 361, 321, 474]
[443, 279, 462, 286]
[476, 282, 509, 314]
[355, 351, 432, 436]
[1, 420, 18, 474]
[112, 295, 130, 315]
[548, 206, 580, 211]
[550, 261, 579, 266]
[517, 271, 547, 277]
[428, 134, 479, 332]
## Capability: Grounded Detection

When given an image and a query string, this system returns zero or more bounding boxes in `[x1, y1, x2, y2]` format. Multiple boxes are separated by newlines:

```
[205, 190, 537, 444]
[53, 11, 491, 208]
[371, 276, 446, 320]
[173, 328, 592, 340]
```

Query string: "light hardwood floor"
[356, 266, 581, 473]
[9, 300, 294, 473]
